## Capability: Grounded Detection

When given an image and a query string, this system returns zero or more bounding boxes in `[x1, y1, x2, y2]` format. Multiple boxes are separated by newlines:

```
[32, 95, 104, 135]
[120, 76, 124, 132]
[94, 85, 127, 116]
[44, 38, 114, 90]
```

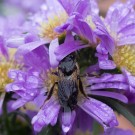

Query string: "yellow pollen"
[113, 45, 135, 75]
[39, 13, 68, 40]
[45, 69, 58, 95]
[0, 49, 18, 92]
[0, 60, 13, 92]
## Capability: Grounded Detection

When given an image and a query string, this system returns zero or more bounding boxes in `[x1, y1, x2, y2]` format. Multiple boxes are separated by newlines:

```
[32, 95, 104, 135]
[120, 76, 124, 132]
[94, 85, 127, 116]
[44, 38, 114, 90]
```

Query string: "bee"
[46, 53, 87, 111]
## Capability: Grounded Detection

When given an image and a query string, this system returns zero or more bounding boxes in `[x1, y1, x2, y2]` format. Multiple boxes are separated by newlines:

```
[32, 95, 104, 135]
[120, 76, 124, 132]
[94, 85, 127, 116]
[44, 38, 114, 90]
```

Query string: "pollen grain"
[113, 45, 135, 75]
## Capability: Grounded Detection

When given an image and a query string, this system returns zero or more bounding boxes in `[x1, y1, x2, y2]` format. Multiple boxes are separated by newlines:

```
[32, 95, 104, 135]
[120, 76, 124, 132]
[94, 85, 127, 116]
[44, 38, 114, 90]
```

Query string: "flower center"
[0, 50, 18, 92]
[0, 60, 13, 92]
[39, 13, 68, 40]
[113, 45, 135, 75]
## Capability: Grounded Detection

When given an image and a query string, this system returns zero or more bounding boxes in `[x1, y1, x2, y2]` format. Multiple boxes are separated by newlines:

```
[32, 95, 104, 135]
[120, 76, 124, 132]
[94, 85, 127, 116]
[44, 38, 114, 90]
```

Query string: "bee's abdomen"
[58, 79, 78, 110]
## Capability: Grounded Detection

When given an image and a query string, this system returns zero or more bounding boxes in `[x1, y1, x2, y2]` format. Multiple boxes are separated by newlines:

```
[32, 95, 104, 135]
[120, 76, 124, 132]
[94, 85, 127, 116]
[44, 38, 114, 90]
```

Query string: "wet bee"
[46, 53, 87, 111]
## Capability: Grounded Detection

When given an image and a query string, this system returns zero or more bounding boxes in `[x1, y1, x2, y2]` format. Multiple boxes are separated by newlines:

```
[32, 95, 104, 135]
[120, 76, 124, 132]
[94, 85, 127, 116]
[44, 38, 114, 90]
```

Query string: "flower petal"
[89, 82, 129, 91]
[6, 36, 25, 48]
[62, 107, 76, 133]
[89, 91, 128, 103]
[122, 69, 135, 93]
[99, 60, 116, 70]
[86, 74, 126, 85]
[118, 36, 135, 46]
[58, 0, 80, 15]
[32, 98, 60, 132]
[11, 98, 27, 110]
[49, 38, 59, 68]
[17, 40, 48, 55]
[55, 33, 89, 62]
[78, 98, 118, 129]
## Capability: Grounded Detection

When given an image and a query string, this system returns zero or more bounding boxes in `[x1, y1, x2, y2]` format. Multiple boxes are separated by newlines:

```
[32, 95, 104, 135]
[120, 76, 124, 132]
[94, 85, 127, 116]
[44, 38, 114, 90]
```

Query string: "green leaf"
[92, 120, 103, 135]
[38, 124, 61, 135]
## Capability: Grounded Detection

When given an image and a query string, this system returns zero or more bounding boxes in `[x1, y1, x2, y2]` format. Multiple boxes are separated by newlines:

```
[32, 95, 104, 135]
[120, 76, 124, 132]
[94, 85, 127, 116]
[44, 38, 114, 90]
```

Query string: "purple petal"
[25, 75, 39, 89]
[62, 109, 76, 133]
[86, 74, 126, 85]
[34, 91, 47, 108]
[24, 33, 39, 43]
[89, 91, 128, 103]
[32, 98, 60, 132]
[96, 43, 108, 55]
[58, 0, 80, 15]
[55, 33, 89, 61]
[49, 38, 59, 68]
[78, 98, 118, 129]
[17, 40, 48, 55]
[6, 36, 25, 48]
[118, 36, 135, 46]
[23, 45, 50, 70]
[73, 0, 91, 17]
[8, 69, 18, 79]
[93, 15, 115, 55]
[98, 60, 116, 70]
[0, 36, 8, 59]
[108, 9, 119, 34]
[118, 24, 135, 36]
[11, 98, 27, 110]
[89, 0, 99, 15]
[89, 82, 129, 91]
[6, 83, 24, 92]
[122, 69, 135, 93]
[68, 108, 93, 135]
[71, 15, 96, 43]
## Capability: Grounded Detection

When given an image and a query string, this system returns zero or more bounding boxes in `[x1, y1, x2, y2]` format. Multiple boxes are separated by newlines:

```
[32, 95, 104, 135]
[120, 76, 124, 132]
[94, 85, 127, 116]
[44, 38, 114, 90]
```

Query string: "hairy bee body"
[46, 53, 86, 111]
[58, 53, 79, 110]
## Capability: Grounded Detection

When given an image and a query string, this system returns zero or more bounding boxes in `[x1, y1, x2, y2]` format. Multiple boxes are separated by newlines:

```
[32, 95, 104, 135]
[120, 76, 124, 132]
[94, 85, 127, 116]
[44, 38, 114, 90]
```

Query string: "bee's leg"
[46, 82, 58, 101]
[78, 73, 88, 78]
[40, 82, 58, 109]
[78, 78, 88, 98]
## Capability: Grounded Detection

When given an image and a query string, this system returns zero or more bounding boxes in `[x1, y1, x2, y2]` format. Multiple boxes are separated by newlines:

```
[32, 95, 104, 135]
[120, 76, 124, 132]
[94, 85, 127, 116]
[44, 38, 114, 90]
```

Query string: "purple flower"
[4, 0, 134, 134]
[89, 0, 135, 103]
[56, 0, 98, 45]
[0, 14, 31, 114]
[21, 0, 68, 42]
[6, 34, 131, 133]
[7, 0, 99, 50]
[93, 0, 135, 76]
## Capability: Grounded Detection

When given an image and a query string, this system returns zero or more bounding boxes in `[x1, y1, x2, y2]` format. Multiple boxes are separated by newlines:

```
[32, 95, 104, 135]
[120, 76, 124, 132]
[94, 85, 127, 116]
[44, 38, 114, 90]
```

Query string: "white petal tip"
[62, 125, 71, 133]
